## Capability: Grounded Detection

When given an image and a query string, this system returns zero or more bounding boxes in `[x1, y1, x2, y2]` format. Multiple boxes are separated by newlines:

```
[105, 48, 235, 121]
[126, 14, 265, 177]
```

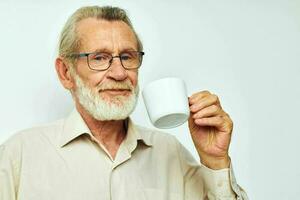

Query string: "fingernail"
[190, 105, 196, 111]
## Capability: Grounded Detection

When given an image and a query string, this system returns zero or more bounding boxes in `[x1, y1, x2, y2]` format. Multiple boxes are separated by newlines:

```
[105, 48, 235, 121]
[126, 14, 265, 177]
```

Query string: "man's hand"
[188, 91, 233, 170]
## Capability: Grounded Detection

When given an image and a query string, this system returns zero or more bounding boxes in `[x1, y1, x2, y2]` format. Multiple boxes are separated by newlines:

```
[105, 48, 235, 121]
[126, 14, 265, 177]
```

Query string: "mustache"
[97, 80, 134, 91]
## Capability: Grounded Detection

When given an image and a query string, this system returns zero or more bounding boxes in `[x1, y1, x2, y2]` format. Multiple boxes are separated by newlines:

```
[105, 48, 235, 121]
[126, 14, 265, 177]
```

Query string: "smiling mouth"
[99, 89, 131, 94]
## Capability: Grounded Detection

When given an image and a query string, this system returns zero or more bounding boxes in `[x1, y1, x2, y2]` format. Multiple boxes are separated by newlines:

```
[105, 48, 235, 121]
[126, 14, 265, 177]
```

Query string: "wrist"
[199, 154, 230, 170]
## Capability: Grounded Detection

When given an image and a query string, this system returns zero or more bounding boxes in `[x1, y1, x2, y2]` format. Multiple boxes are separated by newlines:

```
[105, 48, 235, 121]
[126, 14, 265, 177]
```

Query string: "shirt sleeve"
[0, 144, 18, 200]
[174, 138, 248, 200]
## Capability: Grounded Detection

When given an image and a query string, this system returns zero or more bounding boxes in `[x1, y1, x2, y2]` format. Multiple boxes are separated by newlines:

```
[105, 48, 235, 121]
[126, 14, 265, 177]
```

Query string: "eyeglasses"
[69, 51, 145, 71]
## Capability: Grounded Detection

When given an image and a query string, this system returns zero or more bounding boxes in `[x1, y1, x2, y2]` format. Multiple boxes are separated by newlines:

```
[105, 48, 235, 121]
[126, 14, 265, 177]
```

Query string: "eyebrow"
[89, 47, 138, 54]
[121, 47, 138, 52]
[90, 48, 111, 54]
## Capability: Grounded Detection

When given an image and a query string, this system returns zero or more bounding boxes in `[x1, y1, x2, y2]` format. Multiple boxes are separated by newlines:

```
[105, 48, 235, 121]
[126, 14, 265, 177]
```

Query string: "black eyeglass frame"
[69, 51, 145, 71]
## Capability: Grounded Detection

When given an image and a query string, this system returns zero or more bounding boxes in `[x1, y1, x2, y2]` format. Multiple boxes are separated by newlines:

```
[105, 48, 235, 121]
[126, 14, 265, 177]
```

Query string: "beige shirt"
[0, 109, 248, 200]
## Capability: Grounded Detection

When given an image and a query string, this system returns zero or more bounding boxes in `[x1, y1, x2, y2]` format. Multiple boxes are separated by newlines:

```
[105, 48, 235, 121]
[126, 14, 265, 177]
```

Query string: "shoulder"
[1, 119, 64, 154]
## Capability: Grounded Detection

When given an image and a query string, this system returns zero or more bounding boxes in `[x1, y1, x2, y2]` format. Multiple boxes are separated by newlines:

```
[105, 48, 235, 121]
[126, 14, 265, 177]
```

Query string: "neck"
[75, 103, 127, 149]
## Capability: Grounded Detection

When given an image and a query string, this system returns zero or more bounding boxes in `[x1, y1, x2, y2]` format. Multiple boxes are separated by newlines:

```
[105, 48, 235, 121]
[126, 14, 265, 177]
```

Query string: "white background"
[1, 0, 299, 199]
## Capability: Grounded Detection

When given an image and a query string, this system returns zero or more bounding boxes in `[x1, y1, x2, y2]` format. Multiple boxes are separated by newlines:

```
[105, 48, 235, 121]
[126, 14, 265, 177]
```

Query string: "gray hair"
[58, 5, 143, 63]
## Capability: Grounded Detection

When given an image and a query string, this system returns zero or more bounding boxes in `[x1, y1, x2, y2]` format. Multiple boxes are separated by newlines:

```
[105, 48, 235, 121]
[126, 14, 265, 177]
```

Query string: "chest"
[17, 143, 184, 200]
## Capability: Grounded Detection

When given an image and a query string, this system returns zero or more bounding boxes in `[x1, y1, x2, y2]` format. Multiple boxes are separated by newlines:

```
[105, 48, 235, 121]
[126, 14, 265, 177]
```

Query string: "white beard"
[70, 69, 139, 121]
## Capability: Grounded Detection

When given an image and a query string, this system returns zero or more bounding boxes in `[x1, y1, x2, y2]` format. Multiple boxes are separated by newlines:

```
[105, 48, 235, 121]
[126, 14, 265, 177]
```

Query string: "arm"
[175, 139, 248, 200]
[0, 144, 19, 200]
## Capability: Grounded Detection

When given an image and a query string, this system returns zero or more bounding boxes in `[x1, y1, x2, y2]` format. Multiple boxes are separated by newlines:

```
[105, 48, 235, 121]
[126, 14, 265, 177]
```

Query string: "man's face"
[69, 18, 140, 120]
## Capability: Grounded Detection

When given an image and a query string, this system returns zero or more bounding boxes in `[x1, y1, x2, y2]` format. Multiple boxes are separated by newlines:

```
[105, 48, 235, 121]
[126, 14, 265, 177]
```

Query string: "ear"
[55, 57, 74, 90]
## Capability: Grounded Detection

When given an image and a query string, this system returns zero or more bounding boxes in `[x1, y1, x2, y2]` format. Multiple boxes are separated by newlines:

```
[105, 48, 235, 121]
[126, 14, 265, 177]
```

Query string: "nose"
[107, 56, 128, 81]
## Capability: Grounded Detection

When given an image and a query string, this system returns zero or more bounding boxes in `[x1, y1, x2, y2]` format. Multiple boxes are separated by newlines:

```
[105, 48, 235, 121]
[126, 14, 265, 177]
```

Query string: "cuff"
[200, 163, 237, 198]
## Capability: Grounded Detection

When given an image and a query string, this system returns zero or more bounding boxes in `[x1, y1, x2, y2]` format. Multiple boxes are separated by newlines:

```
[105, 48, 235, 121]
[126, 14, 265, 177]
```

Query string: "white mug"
[142, 77, 190, 129]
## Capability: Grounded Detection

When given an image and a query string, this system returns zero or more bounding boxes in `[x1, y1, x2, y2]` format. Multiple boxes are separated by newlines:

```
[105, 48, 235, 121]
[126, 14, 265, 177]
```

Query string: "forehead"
[76, 18, 138, 52]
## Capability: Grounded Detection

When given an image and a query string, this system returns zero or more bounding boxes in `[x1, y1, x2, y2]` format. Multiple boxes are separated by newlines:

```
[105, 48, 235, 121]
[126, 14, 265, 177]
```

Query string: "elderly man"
[0, 6, 248, 200]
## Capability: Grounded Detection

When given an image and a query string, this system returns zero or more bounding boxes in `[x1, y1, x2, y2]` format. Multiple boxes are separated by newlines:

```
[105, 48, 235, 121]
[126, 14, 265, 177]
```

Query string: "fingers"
[189, 93, 221, 113]
[189, 90, 211, 105]
[188, 90, 233, 137]
[194, 115, 233, 132]
[188, 91, 231, 130]
[192, 104, 222, 119]
[194, 116, 223, 126]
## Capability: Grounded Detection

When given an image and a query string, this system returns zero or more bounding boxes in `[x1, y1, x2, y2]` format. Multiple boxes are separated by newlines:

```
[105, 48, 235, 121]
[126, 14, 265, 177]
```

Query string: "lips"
[99, 89, 131, 94]
[104, 89, 130, 91]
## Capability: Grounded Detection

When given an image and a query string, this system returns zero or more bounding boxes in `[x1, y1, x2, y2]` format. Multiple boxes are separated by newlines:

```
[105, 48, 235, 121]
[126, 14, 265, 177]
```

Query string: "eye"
[120, 52, 134, 61]
[90, 53, 111, 61]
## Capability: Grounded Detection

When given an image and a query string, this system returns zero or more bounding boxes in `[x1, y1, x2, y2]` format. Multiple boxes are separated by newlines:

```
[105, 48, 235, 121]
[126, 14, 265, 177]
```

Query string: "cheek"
[75, 61, 107, 86]
[82, 72, 107, 88]
[128, 71, 138, 86]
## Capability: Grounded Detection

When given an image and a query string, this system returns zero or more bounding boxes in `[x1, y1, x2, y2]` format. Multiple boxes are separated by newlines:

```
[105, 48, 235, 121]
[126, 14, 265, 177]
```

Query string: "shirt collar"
[60, 109, 92, 147]
[60, 108, 153, 148]
[125, 117, 153, 147]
